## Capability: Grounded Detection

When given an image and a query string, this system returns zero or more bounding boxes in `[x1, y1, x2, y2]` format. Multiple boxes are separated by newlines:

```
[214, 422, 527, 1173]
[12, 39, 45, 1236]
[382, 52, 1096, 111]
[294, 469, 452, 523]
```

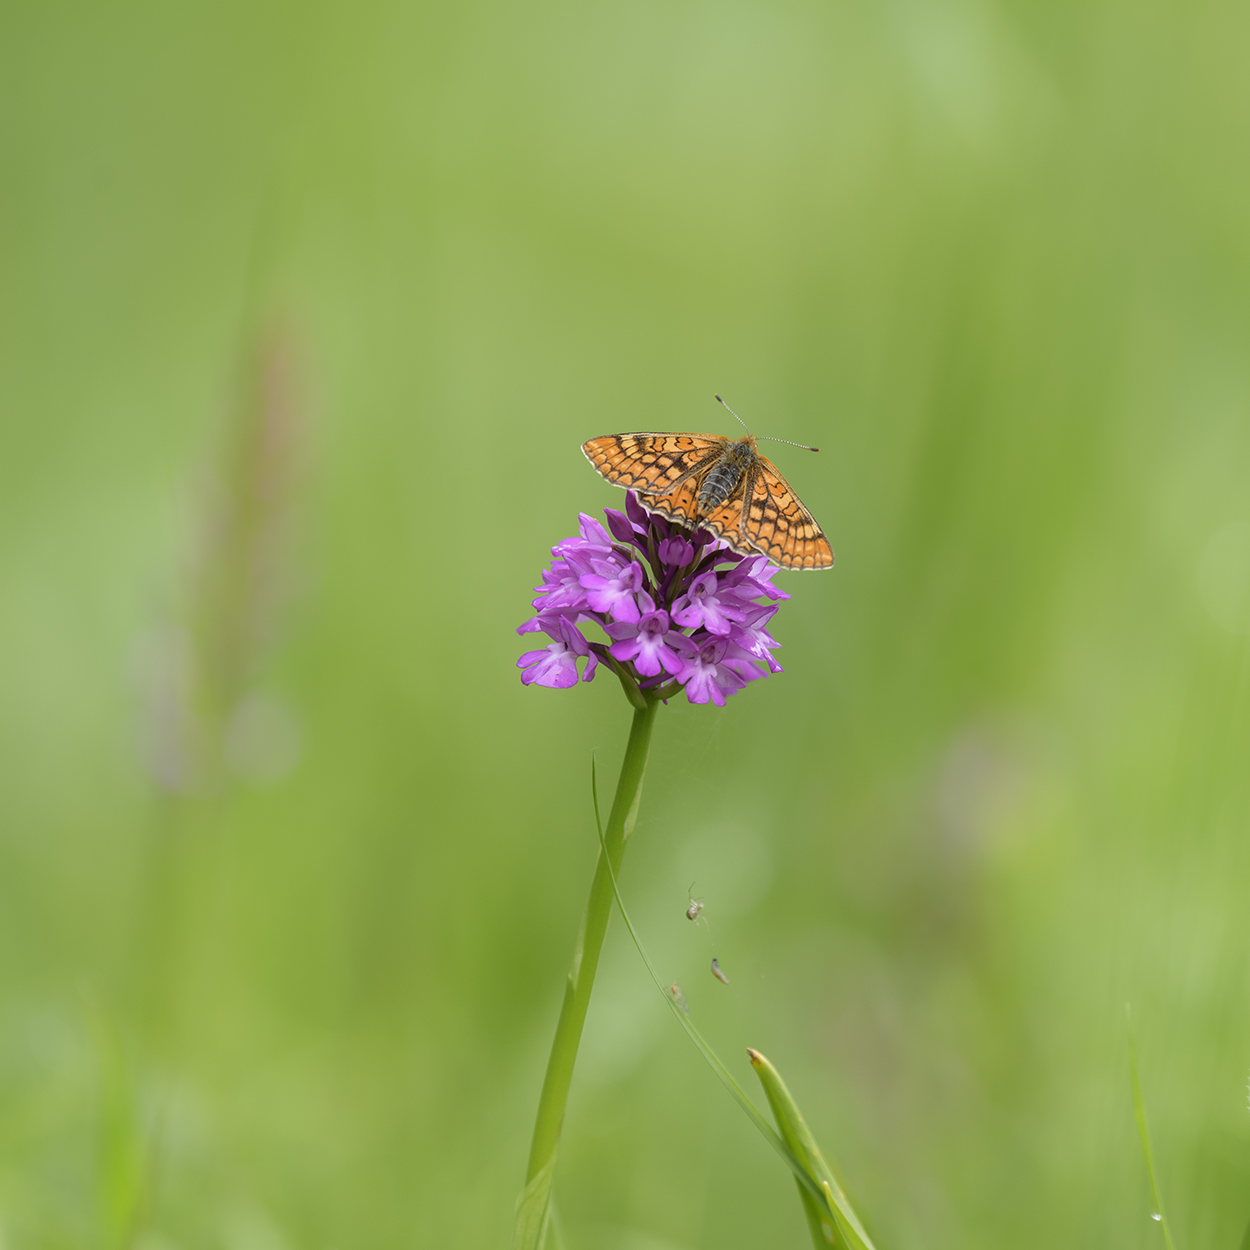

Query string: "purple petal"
[604, 508, 639, 545]
[625, 491, 649, 528]
[665, 631, 699, 658]
[659, 536, 695, 567]
[556, 618, 590, 656]
[610, 636, 643, 663]
[578, 513, 614, 548]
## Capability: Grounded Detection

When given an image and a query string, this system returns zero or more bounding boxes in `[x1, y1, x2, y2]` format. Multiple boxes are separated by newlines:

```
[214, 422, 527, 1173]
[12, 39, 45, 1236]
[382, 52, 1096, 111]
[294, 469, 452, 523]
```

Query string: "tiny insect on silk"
[581, 431, 834, 570]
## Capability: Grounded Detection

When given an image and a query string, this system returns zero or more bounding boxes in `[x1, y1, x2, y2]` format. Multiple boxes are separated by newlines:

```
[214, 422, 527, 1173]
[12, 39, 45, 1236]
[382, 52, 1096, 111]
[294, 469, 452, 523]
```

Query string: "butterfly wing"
[582, 433, 726, 497]
[633, 476, 702, 528]
[740, 457, 834, 570]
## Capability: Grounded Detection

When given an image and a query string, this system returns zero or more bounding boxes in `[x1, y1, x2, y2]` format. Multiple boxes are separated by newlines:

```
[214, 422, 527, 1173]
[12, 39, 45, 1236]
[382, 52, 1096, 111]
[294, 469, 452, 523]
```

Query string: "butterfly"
[581, 398, 834, 570]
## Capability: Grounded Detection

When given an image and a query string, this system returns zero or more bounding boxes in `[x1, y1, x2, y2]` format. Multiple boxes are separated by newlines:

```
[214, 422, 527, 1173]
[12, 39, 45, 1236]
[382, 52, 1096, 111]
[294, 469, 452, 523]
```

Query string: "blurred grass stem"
[1127, 1008, 1177, 1250]
[524, 700, 659, 1188]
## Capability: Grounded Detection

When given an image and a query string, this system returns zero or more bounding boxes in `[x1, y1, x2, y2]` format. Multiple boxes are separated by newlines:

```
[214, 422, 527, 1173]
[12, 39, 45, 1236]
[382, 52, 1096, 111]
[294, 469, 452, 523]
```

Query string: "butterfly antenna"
[714, 394, 751, 435]
[715, 395, 819, 451]
[755, 434, 820, 452]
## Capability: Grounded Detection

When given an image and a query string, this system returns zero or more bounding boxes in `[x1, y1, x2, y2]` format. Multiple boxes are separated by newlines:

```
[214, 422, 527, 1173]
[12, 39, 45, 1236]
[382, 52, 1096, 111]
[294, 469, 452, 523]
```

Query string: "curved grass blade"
[1126, 1007, 1178, 1250]
[748, 1048, 875, 1250]
[591, 758, 873, 1243]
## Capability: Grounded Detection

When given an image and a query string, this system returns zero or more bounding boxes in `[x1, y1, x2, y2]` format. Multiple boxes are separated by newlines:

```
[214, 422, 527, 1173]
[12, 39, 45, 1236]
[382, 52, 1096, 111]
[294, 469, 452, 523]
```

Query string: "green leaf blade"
[747, 1048, 877, 1250]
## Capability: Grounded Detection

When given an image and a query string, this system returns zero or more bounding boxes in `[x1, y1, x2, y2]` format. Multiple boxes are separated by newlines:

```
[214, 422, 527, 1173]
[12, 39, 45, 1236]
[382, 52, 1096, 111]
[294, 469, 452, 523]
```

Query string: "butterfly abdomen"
[697, 441, 755, 512]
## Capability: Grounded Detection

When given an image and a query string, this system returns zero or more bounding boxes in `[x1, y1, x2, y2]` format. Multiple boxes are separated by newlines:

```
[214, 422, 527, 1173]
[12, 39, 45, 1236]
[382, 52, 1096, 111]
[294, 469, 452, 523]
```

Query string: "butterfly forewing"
[582, 433, 726, 497]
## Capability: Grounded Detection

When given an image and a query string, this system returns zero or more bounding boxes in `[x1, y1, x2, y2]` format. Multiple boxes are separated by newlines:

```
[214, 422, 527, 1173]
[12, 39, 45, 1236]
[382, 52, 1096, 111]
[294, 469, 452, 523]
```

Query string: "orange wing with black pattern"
[692, 490, 750, 556]
[582, 433, 726, 497]
[692, 458, 832, 569]
[632, 476, 703, 529]
[741, 458, 834, 570]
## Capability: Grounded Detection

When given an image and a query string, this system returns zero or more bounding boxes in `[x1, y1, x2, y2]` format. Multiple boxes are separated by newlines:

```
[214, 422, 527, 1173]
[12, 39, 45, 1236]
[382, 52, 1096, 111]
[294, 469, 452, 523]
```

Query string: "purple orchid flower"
[580, 558, 644, 623]
[670, 569, 748, 636]
[517, 616, 599, 688]
[731, 602, 784, 674]
[679, 636, 764, 707]
[532, 559, 591, 616]
[606, 594, 692, 677]
[723, 554, 792, 602]
[517, 492, 795, 706]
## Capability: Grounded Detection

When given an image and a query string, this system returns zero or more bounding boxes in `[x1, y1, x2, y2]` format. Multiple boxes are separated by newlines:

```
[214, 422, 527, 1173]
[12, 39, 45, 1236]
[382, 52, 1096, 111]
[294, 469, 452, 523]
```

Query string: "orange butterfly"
[582, 397, 834, 570]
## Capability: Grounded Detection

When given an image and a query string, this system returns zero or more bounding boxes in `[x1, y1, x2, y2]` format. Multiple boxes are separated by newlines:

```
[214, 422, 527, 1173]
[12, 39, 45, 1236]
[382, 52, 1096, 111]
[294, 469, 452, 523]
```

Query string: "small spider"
[710, 958, 730, 986]
[668, 983, 689, 1015]
[685, 883, 706, 924]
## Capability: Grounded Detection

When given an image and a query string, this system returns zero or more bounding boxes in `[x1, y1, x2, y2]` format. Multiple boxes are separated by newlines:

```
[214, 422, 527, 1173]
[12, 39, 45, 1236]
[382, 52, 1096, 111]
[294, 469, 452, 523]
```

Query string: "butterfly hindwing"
[691, 479, 752, 555]
[634, 476, 703, 528]
[742, 459, 835, 570]
[581, 433, 726, 497]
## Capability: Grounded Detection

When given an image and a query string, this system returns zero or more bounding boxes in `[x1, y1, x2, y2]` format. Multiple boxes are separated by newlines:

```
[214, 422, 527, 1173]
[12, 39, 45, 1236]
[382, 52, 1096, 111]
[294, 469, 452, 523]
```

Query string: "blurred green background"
[4, 1, 1250, 1247]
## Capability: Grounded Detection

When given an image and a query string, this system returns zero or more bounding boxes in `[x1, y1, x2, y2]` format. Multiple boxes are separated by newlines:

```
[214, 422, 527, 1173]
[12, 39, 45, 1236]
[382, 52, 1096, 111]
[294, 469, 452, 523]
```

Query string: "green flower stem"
[524, 698, 660, 1185]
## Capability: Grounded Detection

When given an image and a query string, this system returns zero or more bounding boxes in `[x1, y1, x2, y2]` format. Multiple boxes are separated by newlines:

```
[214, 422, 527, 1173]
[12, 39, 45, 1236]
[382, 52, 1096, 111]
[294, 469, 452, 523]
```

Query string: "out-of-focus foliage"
[3, 1, 1250, 1247]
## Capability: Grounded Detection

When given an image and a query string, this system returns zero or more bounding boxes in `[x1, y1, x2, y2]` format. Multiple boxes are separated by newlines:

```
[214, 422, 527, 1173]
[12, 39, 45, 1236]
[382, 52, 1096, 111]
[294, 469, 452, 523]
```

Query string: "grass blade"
[1126, 1006, 1178, 1250]
[748, 1048, 876, 1250]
